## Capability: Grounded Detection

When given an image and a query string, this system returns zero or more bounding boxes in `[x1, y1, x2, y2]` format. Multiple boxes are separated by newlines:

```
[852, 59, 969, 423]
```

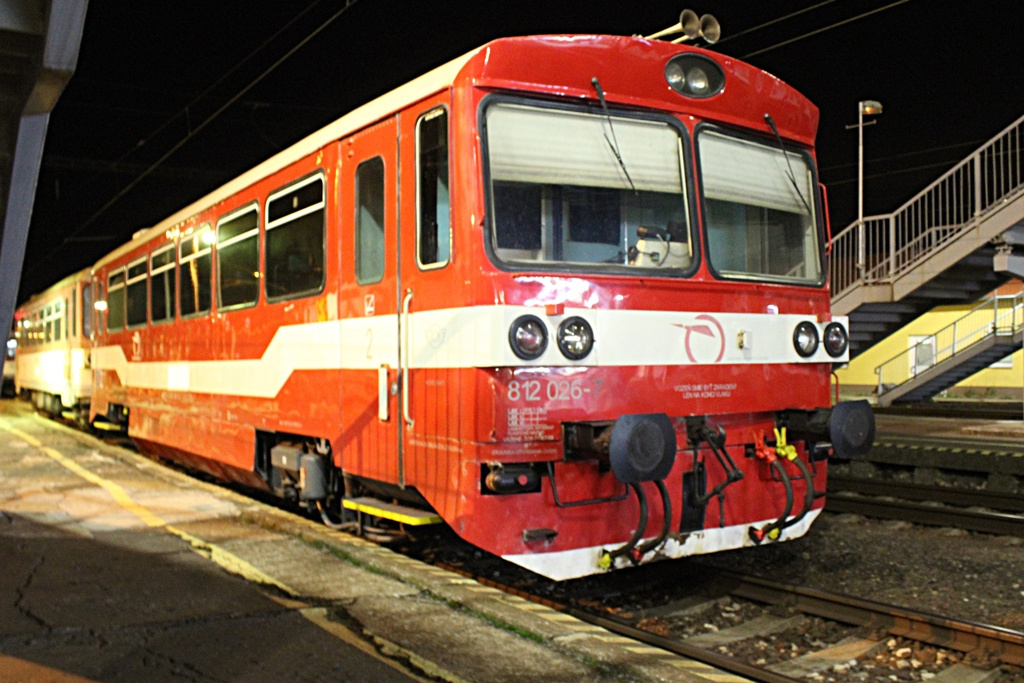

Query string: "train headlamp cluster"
[665, 55, 725, 99]
[792, 321, 849, 358]
[792, 321, 819, 358]
[823, 322, 849, 357]
[509, 315, 548, 360]
[557, 317, 594, 360]
[509, 315, 595, 361]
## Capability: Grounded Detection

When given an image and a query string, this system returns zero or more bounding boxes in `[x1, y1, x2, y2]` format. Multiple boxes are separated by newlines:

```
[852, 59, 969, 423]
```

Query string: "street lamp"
[846, 100, 883, 279]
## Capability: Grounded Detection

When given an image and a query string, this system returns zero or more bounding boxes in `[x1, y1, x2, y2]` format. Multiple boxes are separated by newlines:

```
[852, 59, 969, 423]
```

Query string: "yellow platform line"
[0, 421, 296, 595]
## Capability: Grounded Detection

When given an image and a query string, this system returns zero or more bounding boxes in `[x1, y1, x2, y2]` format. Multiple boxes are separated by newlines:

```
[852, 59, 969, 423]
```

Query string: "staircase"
[830, 111, 1024, 362]
[872, 292, 1024, 406]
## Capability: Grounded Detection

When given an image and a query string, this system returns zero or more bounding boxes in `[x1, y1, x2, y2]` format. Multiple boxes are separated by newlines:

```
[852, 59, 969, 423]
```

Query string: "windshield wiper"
[763, 113, 814, 217]
[592, 77, 637, 194]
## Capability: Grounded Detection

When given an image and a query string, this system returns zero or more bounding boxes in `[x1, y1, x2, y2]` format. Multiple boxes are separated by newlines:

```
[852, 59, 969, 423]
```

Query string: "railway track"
[827, 475, 1024, 537]
[441, 561, 1024, 683]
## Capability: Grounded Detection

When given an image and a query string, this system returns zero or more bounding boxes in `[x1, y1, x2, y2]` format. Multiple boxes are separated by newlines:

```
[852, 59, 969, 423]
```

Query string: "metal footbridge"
[830, 111, 1024, 404]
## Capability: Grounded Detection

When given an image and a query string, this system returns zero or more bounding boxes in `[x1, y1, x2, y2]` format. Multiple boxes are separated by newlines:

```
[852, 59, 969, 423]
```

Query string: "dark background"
[18, 0, 1024, 299]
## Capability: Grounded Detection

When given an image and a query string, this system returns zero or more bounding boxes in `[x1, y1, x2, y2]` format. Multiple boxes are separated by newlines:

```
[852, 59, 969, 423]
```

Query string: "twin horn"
[644, 9, 721, 45]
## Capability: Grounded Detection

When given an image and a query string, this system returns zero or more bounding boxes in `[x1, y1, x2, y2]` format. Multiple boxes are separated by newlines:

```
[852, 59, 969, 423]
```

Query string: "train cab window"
[484, 102, 693, 272]
[180, 227, 213, 317]
[417, 108, 450, 268]
[698, 129, 822, 285]
[217, 207, 260, 309]
[355, 157, 385, 284]
[126, 258, 148, 327]
[265, 175, 325, 300]
[150, 244, 176, 323]
[82, 283, 93, 338]
[108, 269, 126, 331]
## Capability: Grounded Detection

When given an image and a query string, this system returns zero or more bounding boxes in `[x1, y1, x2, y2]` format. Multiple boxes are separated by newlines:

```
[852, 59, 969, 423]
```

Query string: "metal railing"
[831, 111, 1024, 298]
[874, 293, 1024, 395]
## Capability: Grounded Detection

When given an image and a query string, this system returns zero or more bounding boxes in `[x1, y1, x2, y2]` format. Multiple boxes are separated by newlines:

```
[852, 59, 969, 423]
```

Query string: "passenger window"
[70, 292, 76, 338]
[54, 300, 62, 341]
[82, 284, 93, 338]
[126, 258, 148, 327]
[179, 226, 213, 317]
[266, 175, 325, 300]
[150, 245, 176, 323]
[217, 207, 260, 309]
[108, 270, 126, 331]
[355, 157, 385, 284]
[417, 109, 450, 268]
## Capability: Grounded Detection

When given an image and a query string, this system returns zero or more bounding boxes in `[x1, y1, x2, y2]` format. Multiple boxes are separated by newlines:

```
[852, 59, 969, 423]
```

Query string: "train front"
[442, 30, 874, 580]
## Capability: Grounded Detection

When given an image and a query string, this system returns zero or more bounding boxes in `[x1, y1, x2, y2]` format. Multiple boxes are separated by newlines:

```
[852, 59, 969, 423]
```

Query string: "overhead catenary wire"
[39, 0, 359, 268]
[741, 0, 914, 58]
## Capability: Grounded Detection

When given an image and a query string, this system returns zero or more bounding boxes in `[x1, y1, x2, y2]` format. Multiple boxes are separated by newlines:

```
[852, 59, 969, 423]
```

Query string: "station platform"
[0, 399, 734, 683]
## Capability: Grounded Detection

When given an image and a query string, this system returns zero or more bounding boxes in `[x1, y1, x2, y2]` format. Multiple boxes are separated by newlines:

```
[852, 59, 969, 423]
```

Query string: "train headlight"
[509, 315, 548, 360]
[556, 317, 594, 360]
[823, 322, 849, 358]
[793, 321, 819, 358]
[665, 55, 725, 99]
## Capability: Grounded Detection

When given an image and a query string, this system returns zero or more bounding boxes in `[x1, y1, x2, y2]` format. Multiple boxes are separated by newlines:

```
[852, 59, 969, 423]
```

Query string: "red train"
[16, 17, 873, 580]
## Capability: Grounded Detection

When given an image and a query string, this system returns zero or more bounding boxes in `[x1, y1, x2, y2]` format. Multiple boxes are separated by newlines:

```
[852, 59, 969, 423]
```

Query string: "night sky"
[18, 0, 1024, 300]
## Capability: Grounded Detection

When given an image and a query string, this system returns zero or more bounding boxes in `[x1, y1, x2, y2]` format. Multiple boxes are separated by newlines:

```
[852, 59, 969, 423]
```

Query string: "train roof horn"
[644, 9, 721, 46]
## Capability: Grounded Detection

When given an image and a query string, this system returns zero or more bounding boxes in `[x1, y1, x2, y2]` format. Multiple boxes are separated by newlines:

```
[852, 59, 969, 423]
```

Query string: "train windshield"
[698, 129, 822, 285]
[485, 102, 693, 272]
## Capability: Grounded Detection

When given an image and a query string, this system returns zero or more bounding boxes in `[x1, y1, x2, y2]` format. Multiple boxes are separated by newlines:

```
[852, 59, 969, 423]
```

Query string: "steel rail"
[829, 475, 1024, 513]
[719, 572, 1024, 667]
[825, 492, 1024, 537]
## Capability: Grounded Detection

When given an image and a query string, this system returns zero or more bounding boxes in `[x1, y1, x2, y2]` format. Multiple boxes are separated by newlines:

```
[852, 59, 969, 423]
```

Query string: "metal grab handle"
[402, 289, 414, 429]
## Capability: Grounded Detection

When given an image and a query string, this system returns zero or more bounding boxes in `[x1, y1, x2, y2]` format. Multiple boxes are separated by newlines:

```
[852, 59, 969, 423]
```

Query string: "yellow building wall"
[837, 301, 1023, 399]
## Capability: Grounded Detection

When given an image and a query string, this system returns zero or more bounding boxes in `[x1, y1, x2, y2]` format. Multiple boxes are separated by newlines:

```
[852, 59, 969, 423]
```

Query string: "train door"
[340, 117, 403, 486]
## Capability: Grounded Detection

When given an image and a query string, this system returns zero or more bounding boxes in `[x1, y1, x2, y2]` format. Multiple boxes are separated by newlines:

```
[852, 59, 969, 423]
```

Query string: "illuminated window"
[217, 207, 260, 309]
[179, 226, 213, 317]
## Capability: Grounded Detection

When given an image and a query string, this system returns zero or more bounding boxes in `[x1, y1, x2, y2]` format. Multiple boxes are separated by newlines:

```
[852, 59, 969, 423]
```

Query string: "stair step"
[342, 497, 443, 526]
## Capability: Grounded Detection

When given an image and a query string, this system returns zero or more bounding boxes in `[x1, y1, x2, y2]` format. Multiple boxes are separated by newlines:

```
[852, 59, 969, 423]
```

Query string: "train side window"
[416, 108, 450, 268]
[44, 306, 52, 342]
[150, 244, 176, 324]
[55, 300, 63, 341]
[82, 283, 93, 338]
[265, 174, 325, 300]
[179, 226, 213, 317]
[355, 157, 385, 284]
[108, 269, 126, 331]
[70, 292, 76, 338]
[217, 206, 260, 309]
[126, 257, 148, 327]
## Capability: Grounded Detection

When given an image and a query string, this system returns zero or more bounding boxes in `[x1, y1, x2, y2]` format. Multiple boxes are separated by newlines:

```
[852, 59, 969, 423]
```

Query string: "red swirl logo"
[679, 314, 725, 364]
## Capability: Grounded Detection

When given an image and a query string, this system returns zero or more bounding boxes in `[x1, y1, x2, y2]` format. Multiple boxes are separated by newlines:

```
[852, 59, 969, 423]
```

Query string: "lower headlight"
[557, 317, 594, 360]
[823, 322, 849, 357]
[793, 321, 819, 358]
[509, 315, 548, 360]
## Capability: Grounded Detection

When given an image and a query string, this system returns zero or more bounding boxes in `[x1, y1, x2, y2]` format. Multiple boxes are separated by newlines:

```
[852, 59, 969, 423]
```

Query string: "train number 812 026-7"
[506, 379, 601, 402]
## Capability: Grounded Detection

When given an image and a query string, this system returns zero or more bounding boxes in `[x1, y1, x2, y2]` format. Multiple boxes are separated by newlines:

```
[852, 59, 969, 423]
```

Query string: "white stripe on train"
[91, 306, 847, 397]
